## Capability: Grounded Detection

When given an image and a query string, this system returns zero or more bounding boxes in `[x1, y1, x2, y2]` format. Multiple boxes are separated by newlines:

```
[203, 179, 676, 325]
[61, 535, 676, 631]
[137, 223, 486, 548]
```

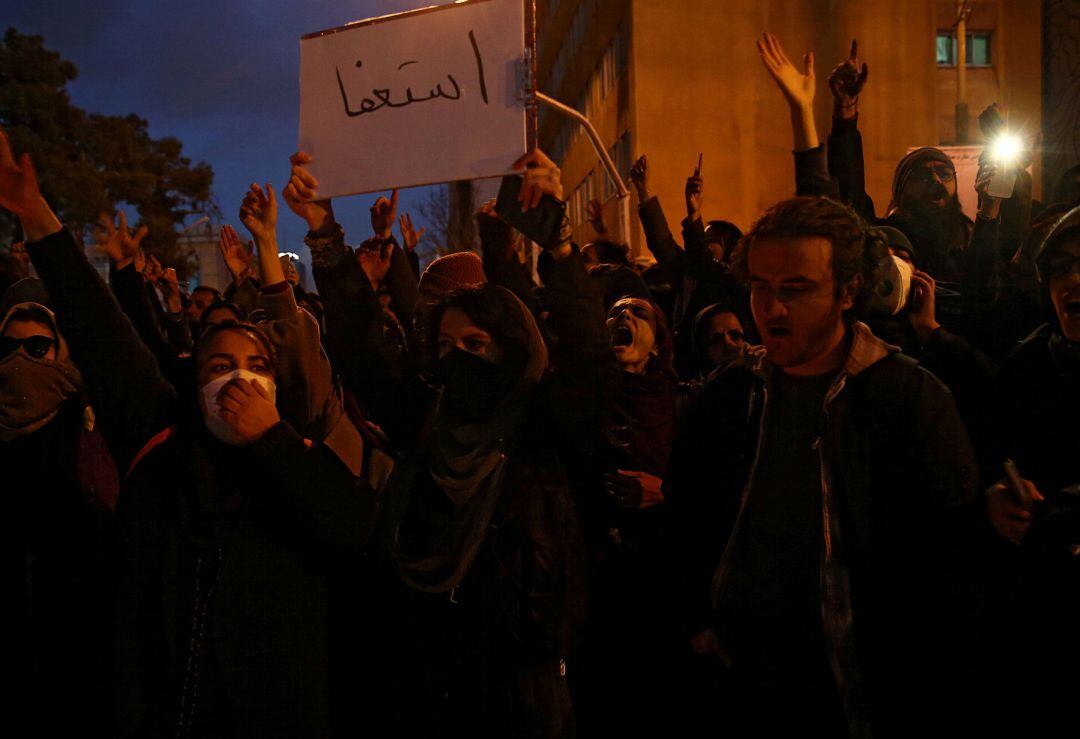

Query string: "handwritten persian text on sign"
[300, 0, 526, 199]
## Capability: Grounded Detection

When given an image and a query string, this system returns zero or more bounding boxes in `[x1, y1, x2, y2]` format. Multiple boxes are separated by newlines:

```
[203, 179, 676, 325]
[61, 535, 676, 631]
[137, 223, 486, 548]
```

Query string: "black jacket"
[667, 323, 985, 737]
[0, 399, 116, 738]
[980, 324, 1080, 735]
[308, 224, 601, 738]
[27, 228, 377, 739]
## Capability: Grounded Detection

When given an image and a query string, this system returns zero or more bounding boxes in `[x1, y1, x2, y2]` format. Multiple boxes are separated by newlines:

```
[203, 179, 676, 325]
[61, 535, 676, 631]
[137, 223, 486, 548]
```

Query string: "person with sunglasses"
[0, 276, 121, 737]
[0, 130, 378, 738]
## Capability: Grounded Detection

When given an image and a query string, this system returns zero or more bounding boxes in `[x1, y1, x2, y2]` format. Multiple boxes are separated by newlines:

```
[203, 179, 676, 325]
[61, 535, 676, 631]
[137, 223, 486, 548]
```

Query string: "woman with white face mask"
[0, 132, 377, 739]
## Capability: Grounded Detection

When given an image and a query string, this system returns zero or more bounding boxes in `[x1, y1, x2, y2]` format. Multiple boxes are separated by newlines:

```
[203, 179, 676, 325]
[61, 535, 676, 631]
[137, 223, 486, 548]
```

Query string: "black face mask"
[435, 348, 520, 421]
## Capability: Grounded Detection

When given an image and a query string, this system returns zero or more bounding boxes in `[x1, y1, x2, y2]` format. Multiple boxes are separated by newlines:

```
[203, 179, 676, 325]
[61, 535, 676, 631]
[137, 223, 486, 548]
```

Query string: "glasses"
[0, 335, 56, 359]
[1046, 254, 1080, 280]
[910, 165, 955, 184]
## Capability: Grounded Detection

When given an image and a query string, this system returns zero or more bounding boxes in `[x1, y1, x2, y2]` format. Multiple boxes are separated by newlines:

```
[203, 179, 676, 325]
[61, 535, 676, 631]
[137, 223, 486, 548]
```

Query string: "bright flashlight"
[991, 134, 1023, 164]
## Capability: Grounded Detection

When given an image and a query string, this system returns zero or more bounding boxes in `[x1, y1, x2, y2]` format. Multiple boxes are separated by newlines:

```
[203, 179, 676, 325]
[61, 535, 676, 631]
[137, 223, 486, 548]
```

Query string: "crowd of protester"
[1, 33, 1077, 739]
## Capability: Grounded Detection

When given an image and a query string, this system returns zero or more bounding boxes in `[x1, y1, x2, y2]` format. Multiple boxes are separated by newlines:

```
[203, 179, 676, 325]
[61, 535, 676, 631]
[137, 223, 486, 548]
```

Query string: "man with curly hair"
[667, 196, 984, 737]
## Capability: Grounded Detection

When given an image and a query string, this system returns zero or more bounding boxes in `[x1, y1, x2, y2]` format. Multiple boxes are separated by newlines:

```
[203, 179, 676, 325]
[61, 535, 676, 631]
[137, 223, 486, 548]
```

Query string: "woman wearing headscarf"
[0, 277, 119, 738]
[568, 293, 701, 736]
[0, 133, 377, 739]
[288, 149, 605, 737]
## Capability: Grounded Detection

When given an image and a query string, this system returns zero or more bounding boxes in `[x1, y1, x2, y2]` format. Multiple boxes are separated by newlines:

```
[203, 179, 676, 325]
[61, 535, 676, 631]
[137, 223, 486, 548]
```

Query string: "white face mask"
[872, 255, 915, 315]
[200, 369, 278, 446]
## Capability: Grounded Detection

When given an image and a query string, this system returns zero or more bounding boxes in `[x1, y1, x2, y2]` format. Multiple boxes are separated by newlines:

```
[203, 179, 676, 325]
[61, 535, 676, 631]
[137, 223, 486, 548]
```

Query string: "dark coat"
[0, 399, 116, 738]
[979, 325, 1080, 736]
[307, 224, 601, 738]
[27, 228, 377, 739]
[667, 323, 985, 737]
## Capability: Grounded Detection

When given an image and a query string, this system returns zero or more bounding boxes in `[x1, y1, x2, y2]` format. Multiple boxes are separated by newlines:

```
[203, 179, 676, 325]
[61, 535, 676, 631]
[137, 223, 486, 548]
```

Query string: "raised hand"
[629, 155, 650, 202]
[513, 148, 563, 211]
[240, 183, 278, 244]
[474, 197, 499, 223]
[143, 253, 163, 283]
[757, 32, 818, 151]
[99, 210, 149, 269]
[0, 129, 41, 218]
[217, 377, 280, 445]
[685, 157, 704, 222]
[219, 224, 251, 283]
[370, 189, 399, 239]
[977, 103, 1005, 139]
[398, 212, 425, 252]
[161, 267, 182, 313]
[356, 239, 393, 290]
[241, 183, 287, 286]
[282, 151, 335, 232]
[757, 32, 815, 109]
[586, 199, 607, 235]
[0, 129, 60, 241]
[827, 39, 868, 120]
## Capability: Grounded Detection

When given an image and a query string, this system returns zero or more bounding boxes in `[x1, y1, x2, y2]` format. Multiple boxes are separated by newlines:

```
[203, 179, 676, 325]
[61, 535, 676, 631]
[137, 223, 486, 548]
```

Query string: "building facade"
[536, 0, 1043, 254]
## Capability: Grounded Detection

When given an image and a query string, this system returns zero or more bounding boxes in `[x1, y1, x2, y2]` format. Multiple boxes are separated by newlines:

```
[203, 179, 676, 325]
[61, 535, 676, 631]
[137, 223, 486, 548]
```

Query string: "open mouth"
[611, 325, 633, 348]
[766, 325, 792, 338]
[1064, 299, 1080, 316]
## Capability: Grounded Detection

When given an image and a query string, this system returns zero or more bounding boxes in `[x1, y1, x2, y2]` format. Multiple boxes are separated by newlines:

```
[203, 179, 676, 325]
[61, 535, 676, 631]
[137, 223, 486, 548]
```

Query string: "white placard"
[299, 0, 527, 199]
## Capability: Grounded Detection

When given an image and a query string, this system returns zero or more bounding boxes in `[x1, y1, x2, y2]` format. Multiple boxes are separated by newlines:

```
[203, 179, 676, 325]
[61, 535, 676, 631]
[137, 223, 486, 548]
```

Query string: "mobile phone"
[495, 175, 566, 248]
[1003, 458, 1031, 507]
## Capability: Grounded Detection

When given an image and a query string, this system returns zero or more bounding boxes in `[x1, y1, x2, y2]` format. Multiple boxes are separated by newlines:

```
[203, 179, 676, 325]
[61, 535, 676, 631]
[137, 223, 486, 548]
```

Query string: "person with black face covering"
[0, 129, 377, 738]
[0, 276, 119, 738]
[290, 148, 601, 737]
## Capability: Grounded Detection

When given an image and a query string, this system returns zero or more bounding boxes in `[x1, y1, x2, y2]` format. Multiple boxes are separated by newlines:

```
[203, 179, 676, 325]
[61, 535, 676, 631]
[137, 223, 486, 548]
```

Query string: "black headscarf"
[386, 286, 548, 593]
[0, 279, 84, 441]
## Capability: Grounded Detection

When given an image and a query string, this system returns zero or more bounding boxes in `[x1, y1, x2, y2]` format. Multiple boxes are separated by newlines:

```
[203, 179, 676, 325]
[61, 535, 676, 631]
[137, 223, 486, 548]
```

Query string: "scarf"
[387, 287, 548, 593]
[0, 301, 83, 442]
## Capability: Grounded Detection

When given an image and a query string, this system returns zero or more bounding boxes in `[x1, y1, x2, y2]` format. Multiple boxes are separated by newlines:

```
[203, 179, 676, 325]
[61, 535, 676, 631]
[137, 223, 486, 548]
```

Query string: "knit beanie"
[891, 147, 955, 206]
[418, 251, 487, 297]
[875, 225, 917, 263]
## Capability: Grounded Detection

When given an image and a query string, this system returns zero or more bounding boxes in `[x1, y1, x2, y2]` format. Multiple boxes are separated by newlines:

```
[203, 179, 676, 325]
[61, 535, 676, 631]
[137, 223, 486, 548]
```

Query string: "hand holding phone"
[1003, 459, 1032, 507]
[495, 175, 565, 248]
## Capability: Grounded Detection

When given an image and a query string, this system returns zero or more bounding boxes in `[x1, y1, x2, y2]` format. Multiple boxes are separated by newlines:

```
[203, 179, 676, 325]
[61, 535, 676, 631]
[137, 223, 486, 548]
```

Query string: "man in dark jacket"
[667, 196, 984, 738]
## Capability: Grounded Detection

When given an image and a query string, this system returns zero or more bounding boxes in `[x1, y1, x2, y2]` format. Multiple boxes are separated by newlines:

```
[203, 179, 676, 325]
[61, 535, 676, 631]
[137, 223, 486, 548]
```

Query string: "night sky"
[6, 0, 445, 265]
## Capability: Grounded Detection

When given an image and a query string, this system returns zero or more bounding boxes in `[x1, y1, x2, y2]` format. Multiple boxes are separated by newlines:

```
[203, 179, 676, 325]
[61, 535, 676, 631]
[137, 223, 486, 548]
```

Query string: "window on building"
[936, 31, 992, 66]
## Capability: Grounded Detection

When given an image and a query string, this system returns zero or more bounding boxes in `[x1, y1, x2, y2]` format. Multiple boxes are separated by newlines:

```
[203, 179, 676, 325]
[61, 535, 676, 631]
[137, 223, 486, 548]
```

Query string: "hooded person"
[980, 204, 1080, 736]
[379, 283, 586, 738]
[691, 302, 750, 381]
[1, 278, 84, 441]
[409, 251, 488, 359]
[0, 277, 119, 738]
[5, 152, 378, 738]
[295, 147, 607, 736]
[885, 147, 973, 283]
